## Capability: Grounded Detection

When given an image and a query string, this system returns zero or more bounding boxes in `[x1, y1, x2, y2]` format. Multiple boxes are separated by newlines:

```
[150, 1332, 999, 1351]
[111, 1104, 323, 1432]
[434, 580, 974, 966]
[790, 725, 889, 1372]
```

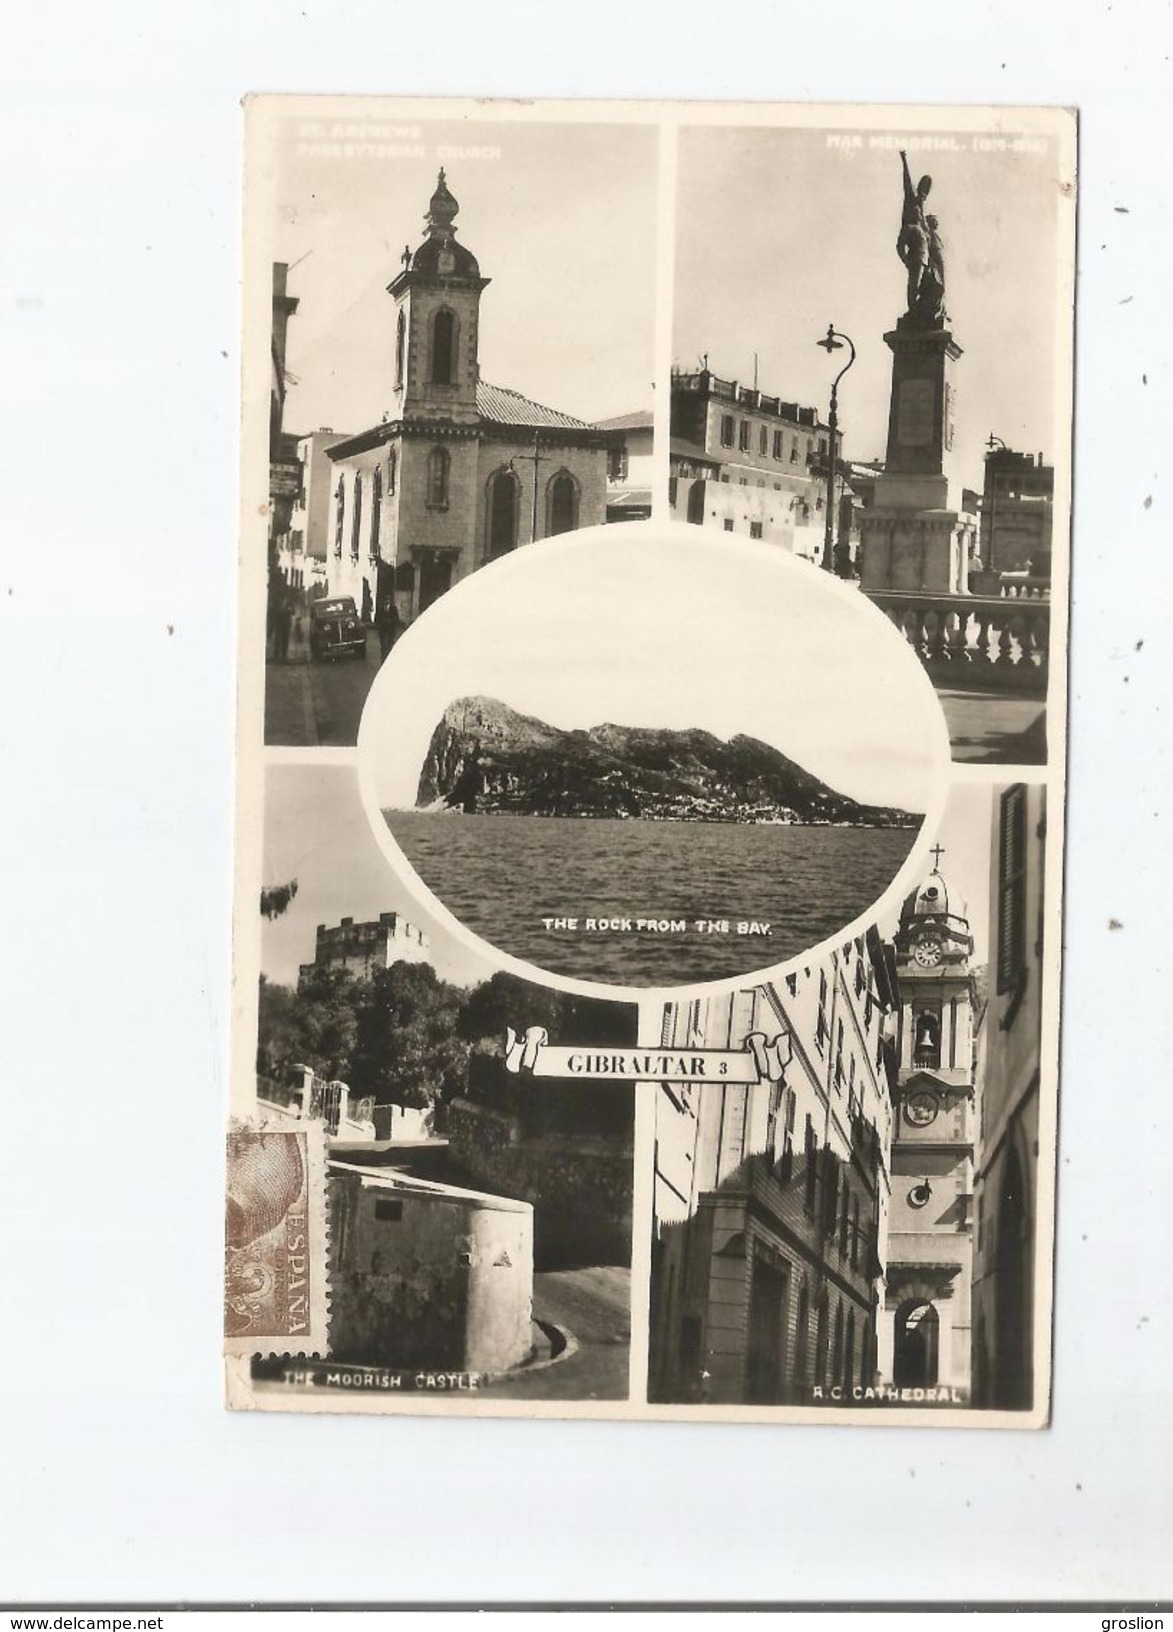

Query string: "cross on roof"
[930, 843, 946, 868]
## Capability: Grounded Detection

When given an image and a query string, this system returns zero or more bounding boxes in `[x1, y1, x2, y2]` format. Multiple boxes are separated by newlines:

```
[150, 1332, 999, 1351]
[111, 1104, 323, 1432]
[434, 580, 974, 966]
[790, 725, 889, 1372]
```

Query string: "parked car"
[308, 596, 366, 660]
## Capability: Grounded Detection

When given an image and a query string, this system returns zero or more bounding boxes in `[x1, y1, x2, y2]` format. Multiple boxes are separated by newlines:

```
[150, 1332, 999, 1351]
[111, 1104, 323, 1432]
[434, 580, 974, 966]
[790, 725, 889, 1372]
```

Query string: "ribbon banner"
[503, 1026, 791, 1083]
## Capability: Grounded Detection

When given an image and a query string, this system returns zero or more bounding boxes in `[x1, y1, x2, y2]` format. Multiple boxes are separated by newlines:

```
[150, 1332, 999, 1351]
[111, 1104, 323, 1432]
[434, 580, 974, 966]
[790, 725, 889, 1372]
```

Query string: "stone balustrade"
[866, 591, 1049, 696]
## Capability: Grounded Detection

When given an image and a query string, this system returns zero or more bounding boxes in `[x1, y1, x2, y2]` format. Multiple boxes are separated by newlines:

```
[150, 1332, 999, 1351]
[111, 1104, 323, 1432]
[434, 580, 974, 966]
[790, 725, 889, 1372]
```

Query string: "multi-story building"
[978, 446, 1054, 581]
[595, 410, 653, 522]
[279, 428, 354, 600]
[879, 856, 979, 1398]
[971, 784, 1047, 1410]
[321, 170, 612, 626]
[297, 911, 429, 989]
[648, 931, 900, 1406]
[668, 366, 831, 562]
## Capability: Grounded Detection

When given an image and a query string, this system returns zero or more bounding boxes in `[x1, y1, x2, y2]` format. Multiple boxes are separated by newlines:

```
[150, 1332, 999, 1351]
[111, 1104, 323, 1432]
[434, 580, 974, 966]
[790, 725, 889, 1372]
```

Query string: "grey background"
[1, 1, 1169, 1604]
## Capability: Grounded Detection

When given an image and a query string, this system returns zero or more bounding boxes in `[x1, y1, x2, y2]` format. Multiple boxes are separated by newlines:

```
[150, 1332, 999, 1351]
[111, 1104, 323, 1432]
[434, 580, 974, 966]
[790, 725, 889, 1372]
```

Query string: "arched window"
[387, 448, 397, 495]
[431, 308, 457, 384]
[370, 468, 382, 560]
[350, 474, 363, 558]
[426, 446, 450, 509]
[487, 468, 520, 560]
[913, 1010, 941, 1068]
[395, 309, 406, 389]
[687, 478, 705, 525]
[547, 470, 579, 536]
[334, 479, 345, 556]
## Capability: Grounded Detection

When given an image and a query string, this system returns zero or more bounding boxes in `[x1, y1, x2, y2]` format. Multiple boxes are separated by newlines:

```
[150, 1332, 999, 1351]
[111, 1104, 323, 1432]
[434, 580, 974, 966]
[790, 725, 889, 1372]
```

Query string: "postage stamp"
[224, 1119, 330, 1357]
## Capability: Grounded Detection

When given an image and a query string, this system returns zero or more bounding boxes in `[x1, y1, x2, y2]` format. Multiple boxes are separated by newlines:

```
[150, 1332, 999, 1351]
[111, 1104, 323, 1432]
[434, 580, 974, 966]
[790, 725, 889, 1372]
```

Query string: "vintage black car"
[308, 596, 366, 660]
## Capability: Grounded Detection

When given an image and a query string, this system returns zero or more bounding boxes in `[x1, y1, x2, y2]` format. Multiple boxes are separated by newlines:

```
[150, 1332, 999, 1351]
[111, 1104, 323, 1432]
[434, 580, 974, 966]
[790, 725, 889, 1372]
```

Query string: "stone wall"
[447, 1097, 633, 1270]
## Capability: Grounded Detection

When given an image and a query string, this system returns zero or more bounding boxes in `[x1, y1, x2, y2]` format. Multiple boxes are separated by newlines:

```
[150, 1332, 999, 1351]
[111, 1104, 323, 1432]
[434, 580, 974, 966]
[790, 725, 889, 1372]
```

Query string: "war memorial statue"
[896, 150, 946, 324]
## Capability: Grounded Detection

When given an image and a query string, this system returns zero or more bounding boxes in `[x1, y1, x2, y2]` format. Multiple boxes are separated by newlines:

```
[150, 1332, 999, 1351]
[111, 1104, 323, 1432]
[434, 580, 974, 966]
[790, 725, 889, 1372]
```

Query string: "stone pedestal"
[860, 316, 978, 594]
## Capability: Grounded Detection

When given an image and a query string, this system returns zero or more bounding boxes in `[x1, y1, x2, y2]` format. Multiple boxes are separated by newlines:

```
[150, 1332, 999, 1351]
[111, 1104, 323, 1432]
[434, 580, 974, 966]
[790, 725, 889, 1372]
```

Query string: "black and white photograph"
[248, 763, 638, 1403]
[647, 778, 1049, 1418]
[357, 527, 950, 990]
[669, 115, 1072, 766]
[259, 105, 658, 747]
[228, 96, 1070, 1434]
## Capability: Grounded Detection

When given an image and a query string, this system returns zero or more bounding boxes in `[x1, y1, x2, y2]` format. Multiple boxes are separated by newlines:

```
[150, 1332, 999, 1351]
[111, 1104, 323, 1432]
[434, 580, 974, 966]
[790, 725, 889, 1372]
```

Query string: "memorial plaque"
[897, 377, 935, 447]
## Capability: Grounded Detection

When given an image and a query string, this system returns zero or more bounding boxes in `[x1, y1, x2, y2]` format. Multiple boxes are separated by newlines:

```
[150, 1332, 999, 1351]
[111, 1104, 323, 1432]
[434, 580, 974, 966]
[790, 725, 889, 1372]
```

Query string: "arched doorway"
[687, 479, 706, 525]
[547, 471, 578, 536]
[487, 469, 520, 559]
[893, 1299, 940, 1387]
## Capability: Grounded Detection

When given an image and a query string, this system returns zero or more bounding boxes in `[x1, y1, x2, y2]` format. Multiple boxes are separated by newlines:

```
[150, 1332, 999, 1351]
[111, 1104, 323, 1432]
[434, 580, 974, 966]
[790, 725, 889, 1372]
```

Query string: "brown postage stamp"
[224, 1119, 330, 1357]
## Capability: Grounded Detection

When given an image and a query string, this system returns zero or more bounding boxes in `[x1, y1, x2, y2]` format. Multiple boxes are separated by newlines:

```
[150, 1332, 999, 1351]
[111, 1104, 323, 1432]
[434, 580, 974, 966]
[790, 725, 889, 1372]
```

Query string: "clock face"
[905, 1091, 939, 1128]
[913, 938, 942, 968]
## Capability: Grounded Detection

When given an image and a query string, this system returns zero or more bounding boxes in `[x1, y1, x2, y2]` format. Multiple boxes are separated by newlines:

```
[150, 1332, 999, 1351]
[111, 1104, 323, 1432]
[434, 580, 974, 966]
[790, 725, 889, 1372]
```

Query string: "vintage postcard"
[228, 96, 1074, 1424]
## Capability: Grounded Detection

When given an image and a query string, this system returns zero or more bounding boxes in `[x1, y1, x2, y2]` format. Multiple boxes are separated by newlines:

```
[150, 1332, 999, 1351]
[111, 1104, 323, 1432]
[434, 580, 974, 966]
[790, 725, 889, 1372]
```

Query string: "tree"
[349, 962, 470, 1115]
[260, 879, 299, 920]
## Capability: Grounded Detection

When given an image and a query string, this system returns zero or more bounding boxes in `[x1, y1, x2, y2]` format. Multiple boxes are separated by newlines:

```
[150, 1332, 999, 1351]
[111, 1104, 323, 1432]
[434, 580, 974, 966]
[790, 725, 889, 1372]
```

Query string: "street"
[265, 615, 385, 746]
[940, 689, 1047, 765]
[480, 1265, 632, 1401]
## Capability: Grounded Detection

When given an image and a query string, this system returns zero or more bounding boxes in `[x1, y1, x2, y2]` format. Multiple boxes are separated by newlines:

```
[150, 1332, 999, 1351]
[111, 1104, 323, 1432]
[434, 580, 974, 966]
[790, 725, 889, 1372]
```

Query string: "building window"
[387, 448, 397, 494]
[487, 467, 519, 560]
[816, 971, 829, 1051]
[349, 475, 363, 557]
[749, 520, 763, 540]
[839, 1180, 850, 1257]
[370, 467, 382, 559]
[548, 471, 579, 536]
[785, 972, 797, 996]
[395, 308, 406, 389]
[779, 1090, 796, 1184]
[758, 425, 768, 455]
[426, 445, 450, 509]
[834, 1019, 845, 1086]
[431, 308, 457, 384]
[608, 445, 629, 481]
[803, 1116, 818, 1211]
[720, 414, 735, 447]
[723, 518, 734, 532]
[772, 429, 783, 460]
[738, 420, 751, 452]
[997, 784, 1028, 995]
[334, 479, 344, 557]
[850, 1198, 860, 1269]
[668, 476, 678, 506]
[790, 440, 799, 463]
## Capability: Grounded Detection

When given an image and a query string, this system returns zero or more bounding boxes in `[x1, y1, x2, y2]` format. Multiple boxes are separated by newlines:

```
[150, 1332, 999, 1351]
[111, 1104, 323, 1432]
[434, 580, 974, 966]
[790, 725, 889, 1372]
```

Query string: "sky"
[875, 778, 996, 966]
[261, 761, 497, 990]
[263, 112, 658, 433]
[674, 118, 1069, 485]
[359, 529, 950, 813]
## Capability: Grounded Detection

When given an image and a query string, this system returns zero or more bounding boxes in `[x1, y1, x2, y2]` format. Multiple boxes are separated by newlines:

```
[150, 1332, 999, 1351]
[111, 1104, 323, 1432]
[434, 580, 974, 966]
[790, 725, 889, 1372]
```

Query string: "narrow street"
[264, 615, 385, 746]
[480, 1266, 632, 1401]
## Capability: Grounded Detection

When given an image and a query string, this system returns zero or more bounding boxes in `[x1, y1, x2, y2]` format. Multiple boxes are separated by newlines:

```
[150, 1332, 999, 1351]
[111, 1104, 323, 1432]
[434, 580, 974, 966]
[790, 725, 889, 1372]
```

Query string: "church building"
[878, 852, 979, 1398]
[321, 171, 610, 626]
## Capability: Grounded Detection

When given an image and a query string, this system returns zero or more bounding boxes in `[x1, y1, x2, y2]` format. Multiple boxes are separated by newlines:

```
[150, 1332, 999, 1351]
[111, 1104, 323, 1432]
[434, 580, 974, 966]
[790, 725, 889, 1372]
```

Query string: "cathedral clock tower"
[878, 849, 977, 1398]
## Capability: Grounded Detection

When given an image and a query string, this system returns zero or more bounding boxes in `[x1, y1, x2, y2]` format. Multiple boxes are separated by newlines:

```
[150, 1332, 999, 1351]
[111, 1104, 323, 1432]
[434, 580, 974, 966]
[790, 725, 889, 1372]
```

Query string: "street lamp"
[816, 325, 857, 575]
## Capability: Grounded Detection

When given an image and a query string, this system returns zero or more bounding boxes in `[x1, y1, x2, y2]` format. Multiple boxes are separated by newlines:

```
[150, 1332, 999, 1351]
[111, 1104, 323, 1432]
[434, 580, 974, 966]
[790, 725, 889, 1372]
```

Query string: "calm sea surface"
[387, 812, 919, 987]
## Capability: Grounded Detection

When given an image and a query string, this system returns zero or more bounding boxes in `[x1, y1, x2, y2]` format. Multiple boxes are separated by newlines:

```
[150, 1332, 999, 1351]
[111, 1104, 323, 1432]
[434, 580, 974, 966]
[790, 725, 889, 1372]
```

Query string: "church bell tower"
[878, 849, 977, 1398]
[387, 169, 490, 424]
